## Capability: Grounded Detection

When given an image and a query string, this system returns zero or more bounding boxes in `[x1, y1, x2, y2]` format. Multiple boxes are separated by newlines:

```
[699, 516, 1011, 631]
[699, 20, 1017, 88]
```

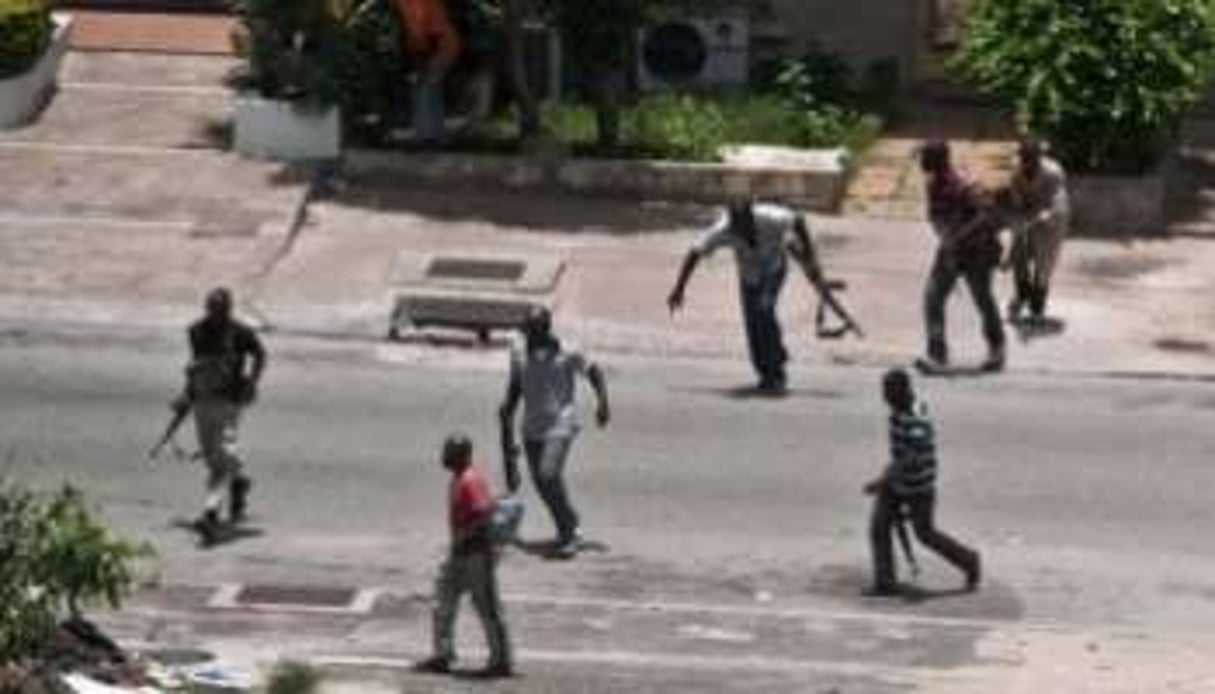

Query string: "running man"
[499, 307, 610, 559]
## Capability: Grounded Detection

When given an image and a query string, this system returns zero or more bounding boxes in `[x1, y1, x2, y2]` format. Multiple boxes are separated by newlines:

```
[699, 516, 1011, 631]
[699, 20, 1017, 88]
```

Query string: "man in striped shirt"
[864, 368, 981, 596]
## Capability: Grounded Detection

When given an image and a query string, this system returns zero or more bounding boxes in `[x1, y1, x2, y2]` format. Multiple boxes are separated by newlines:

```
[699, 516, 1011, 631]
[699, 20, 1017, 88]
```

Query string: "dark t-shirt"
[927, 170, 1002, 270]
[187, 318, 263, 401]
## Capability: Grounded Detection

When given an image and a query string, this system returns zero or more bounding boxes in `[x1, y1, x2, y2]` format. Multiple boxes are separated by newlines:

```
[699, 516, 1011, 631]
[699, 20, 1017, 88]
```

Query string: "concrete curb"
[344, 148, 849, 212]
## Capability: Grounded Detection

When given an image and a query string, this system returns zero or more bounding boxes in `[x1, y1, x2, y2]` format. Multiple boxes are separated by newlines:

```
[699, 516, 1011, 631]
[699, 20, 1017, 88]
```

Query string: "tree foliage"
[0, 0, 52, 80]
[953, 0, 1215, 174]
[0, 482, 150, 665]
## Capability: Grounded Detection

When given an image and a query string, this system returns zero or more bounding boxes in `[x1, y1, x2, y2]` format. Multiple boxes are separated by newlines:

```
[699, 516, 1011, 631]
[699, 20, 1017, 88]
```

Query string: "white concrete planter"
[233, 94, 340, 162]
[0, 12, 73, 129]
[1070, 168, 1167, 237]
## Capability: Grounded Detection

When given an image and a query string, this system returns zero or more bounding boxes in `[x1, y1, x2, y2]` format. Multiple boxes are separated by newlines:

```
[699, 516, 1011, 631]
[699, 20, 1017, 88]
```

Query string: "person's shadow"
[1012, 315, 1067, 343]
[171, 517, 265, 550]
[512, 537, 611, 561]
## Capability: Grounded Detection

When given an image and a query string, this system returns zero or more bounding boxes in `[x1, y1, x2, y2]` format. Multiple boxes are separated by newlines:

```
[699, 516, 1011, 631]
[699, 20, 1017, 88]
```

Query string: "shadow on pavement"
[324, 184, 714, 235]
[170, 518, 265, 549]
[676, 384, 847, 401]
[1013, 315, 1067, 343]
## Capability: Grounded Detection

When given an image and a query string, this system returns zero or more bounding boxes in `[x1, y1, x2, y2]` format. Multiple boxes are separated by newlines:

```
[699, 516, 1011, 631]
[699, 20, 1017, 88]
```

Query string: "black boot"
[229, 475, 252, 523]
[193, 509, 222, 548]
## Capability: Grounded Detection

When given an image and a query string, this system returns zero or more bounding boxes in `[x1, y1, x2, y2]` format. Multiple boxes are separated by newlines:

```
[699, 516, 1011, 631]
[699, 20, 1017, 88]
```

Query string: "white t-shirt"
[512, 341, 589, 441]
[693, 203, 800, 285]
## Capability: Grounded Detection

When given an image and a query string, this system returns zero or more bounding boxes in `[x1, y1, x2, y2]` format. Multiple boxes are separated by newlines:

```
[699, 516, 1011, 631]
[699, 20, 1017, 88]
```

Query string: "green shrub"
[953, 0, 1215, 174]
[627, 93, 729, 161]
[267, 661, 323, 694]
[0, 481, 151, 665]
[334, 0, 411, 140]
[230, 0, 346, 109]
[0, 0, 52, 80]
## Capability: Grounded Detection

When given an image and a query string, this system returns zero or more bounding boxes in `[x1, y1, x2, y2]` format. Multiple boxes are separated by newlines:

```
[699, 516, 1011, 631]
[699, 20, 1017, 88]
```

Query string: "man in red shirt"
[415, 434, 513, 678]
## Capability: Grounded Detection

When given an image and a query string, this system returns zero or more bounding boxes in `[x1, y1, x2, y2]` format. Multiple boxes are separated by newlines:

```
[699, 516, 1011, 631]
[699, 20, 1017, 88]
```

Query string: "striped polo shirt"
[887, 403, 938, 496]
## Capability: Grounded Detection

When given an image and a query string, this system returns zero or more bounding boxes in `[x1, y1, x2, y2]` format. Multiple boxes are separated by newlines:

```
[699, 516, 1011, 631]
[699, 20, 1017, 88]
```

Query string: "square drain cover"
[427, 258, 526, 282]
[209, 584, 380, 614]
[235, 585, 356, 607]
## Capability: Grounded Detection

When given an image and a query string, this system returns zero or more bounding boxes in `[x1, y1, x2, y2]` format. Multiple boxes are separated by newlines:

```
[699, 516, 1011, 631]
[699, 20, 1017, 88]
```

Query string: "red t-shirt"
[449, 465, 494, 542]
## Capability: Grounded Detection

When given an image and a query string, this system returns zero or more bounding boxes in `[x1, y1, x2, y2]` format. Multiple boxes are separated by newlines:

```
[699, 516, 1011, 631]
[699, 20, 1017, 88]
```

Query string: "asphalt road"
[3, 324, 1215, 692]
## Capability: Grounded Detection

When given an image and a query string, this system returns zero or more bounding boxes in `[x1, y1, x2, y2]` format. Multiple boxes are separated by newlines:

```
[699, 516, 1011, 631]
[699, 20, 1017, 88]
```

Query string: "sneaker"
[553, 539, 579, 559]
[229, 475, 252, 523]
[1007, 298, 1025, 323]
[757, 376, 788, 395]
[965, 553, 982, 592]
[861, 583, 900, 598]
[192, 510, 222, 548]
[981, 348, 1006, 373]
[411, 656, 451, 674]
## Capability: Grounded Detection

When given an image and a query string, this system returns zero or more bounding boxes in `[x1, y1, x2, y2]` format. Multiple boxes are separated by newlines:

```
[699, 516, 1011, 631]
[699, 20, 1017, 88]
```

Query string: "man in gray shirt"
[499, 307, 611, 558]
[668, 198, 820, 393]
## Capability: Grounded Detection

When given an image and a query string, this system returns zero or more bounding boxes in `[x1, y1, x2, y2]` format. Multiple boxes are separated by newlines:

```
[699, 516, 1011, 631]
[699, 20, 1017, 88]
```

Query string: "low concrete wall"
[234, 95, 341, 162]
[0, 13, 73, 129]
[344, 149, 850, 212]
[1070, 169, 1167, 237]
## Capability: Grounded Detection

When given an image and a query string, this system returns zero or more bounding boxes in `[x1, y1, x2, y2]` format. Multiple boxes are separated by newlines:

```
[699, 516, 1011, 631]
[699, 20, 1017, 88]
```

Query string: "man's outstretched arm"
[667, 251, 702, 312]
[586, 362, 611, 427]
[498, 372, 523, 492]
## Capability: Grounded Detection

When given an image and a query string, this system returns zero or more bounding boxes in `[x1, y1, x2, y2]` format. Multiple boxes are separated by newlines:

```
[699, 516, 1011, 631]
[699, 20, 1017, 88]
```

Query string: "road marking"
[0, 213, 194, 231]
[61, 82, 229, 96]
[498, 592, 1032, 633]
[308, 650, 959, 683]
[208, 583, 383, 616]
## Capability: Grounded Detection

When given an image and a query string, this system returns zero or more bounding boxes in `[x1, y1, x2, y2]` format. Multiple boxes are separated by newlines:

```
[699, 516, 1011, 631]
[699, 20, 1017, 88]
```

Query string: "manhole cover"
[234, 585, 357, 608]
[427, 258, 527, 282]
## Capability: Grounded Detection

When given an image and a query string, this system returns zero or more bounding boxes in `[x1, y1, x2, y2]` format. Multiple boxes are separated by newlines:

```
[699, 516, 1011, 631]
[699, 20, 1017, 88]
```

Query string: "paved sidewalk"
[1, 51, 1214, 379]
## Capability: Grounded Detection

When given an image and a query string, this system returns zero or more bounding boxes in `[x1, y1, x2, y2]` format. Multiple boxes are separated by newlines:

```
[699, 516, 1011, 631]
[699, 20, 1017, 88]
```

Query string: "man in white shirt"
[499, 307, 611, 559]
[667, 198, 818, 393]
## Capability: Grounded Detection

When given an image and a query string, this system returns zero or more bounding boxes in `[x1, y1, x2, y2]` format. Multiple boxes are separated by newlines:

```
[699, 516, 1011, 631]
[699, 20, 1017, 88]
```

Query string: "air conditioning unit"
[637, 15, 749, 92]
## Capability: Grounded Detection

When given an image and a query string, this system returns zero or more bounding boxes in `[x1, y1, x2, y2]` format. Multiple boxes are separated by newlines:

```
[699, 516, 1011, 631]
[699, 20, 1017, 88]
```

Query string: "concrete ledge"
[345, 146, 849, 212]
[234, 94, 340, 162]
[0, 13, 73, 129]
[1070, 169, 1167, 237]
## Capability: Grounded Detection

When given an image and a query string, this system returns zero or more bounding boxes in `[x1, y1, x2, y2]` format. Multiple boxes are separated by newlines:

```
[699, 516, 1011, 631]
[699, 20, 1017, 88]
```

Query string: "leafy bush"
[0, 481, 150, 665]
[953, 0, 1215, 174]
[230, 0, 347, 109]
[267, 661, 323, 694]
[333, 0, 412, 140]
[628, 93, 730, 161]
[0, 0, 52, 80]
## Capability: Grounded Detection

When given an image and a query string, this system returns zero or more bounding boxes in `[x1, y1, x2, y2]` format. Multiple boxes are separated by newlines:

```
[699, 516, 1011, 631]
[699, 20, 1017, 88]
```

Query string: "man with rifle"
[667, 198, 860, 395]
[156, 287, 266, 546]
[918, 140, 1007, 373]
[864, 368, 980, 597]
[499, 307, 610, 559]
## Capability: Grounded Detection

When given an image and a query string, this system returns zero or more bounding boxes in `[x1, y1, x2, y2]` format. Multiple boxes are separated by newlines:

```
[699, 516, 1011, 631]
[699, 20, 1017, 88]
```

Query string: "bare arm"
[498, 369, 523, 491]
[586, 362, 611, 427]
[789, 216, 825, 284]
[667, 250, 702, 312]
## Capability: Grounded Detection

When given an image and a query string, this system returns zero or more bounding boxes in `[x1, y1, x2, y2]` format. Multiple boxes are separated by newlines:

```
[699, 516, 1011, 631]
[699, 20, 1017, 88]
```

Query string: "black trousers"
[924, 249, 1005, 362]
[869, 488, 978, 588]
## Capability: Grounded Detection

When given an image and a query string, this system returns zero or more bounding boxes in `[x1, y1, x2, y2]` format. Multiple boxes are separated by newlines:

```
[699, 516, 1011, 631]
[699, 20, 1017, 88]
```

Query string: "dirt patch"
[1154, 337, 1212, 354]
